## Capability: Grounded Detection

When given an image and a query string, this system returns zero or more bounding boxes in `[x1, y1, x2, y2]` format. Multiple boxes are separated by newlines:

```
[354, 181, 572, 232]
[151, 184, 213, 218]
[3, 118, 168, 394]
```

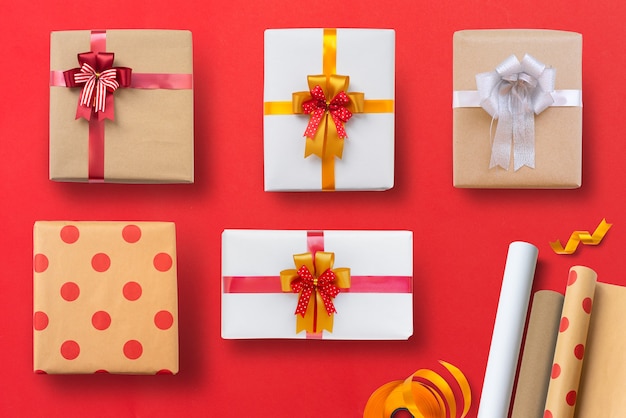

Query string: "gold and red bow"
[292, 75, 364, 160]
[280, 252, 350, 334]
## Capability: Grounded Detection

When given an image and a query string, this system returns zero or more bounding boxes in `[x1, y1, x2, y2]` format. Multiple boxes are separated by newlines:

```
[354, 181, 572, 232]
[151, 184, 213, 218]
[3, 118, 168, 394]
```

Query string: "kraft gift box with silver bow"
[452, 30, 582, 188]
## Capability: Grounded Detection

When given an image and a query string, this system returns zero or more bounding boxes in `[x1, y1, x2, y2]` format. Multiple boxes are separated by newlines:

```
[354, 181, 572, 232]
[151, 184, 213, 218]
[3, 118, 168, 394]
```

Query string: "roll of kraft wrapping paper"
[543, 266, 596, 418]
[477, 241, 538, 418]
[511, 290, 564, 418]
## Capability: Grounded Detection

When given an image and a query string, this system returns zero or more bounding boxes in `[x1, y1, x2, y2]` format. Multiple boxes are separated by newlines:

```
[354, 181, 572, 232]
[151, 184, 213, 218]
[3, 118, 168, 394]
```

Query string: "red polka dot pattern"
[574, 344, 585, 360]
[566, 390, 577, 406]
[60, 340, 80, 360]
[91, 253, 111, 272]
[123, 340, 143, 360]
[60, 225, 80, 244]
[567, 270, 577, 286]
[33, 311, 49, 331]
[60, 282, 80, 301]
[559, 317, 569, 332]
[122, 225, 142, 243]
[92, 311, 111, 330]
[123, 281, 142, 301]
[582, 297, 592, 314]
[154, 310, 174, 330]
[544, 411, 553, 418]
[551, 363, 561, 379]
[34, 254, 48, 273]
[153, 252, 173, 272]
[33, 221, 178, 374]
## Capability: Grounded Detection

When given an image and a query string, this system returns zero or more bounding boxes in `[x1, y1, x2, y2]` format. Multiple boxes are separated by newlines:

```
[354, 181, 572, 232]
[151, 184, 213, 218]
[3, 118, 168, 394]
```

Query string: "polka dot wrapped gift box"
[33, 221, 178, 374]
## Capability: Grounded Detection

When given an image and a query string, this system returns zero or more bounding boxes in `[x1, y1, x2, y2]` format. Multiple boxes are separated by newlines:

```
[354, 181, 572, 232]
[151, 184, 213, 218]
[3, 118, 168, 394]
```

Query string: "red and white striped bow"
[74, 63, 120, 113]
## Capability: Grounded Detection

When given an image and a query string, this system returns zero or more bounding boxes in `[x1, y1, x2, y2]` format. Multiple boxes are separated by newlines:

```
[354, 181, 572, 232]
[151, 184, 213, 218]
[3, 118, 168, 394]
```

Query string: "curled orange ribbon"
[363, 361, 471, 418]
[280, 252, 350, 334]
[550, 218, 612, 254]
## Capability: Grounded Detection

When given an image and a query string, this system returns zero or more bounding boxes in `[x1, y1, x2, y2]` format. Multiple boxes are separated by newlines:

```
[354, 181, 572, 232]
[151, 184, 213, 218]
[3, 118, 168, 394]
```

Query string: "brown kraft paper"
[511, 290, 564, 418]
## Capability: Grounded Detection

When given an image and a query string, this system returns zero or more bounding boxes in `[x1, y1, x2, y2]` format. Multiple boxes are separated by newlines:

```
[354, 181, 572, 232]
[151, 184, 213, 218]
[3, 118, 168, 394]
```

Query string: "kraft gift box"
[33, 221, 179, 374]
[453, 30, 582, 188]
[49, 30, 194, 183]
[222, 229, 413, 340]
[263, 29, 395, 191]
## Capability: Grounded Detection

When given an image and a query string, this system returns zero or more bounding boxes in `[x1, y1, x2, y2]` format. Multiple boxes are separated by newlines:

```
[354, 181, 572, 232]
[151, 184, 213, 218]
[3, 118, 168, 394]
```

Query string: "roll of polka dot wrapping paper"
[33, 221, 179, 374]
[543, 266, 596, 417]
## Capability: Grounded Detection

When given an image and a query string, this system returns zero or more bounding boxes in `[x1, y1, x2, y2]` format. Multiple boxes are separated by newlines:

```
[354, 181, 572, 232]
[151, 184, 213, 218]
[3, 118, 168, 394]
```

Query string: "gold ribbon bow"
[280, 252, 350, 334]
[292, 74, 364, 160]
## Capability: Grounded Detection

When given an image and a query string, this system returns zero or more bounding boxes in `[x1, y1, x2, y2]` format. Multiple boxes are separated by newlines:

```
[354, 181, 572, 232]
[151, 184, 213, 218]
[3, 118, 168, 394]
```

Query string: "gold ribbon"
[280, 252, 350, 334]
[550, 218, 612, 254]
[264, 28, 394, 190]
[363, 361, 472, 418]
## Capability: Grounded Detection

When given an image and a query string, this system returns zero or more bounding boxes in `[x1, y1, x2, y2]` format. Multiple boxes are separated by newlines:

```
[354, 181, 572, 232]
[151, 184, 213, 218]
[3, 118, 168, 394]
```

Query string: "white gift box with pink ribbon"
[221, 229, 413, 340]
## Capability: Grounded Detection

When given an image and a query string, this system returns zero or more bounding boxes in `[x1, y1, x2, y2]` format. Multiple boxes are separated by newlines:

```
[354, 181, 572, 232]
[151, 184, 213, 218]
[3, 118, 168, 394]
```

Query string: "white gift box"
[221, 230, 413, 340]
[263, 29, 395, 191]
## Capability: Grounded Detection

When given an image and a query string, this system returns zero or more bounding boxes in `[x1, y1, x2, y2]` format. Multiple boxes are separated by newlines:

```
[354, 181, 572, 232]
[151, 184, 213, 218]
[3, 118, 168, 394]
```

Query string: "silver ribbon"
[476, 54, 556, 171]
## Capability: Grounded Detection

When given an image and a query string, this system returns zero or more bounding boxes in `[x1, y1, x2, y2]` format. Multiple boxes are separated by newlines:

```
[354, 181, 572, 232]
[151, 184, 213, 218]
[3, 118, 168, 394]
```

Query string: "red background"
[1, 0, 625, 416]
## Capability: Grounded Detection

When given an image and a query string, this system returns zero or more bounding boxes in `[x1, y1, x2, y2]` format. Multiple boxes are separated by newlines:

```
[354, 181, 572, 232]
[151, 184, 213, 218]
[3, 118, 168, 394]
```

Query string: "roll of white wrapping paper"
[477, 241, 539, 418]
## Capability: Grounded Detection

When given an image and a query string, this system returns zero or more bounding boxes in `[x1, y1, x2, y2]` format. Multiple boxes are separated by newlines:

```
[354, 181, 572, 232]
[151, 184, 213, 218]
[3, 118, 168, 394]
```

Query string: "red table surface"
[2, 0, 625, 416]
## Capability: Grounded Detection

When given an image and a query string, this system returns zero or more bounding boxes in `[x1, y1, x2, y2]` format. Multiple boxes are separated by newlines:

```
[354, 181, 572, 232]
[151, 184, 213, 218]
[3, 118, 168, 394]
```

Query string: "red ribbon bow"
[291, 265, 341, 316]
[63, 52, 131, 121]
[302, 85, 353, 139]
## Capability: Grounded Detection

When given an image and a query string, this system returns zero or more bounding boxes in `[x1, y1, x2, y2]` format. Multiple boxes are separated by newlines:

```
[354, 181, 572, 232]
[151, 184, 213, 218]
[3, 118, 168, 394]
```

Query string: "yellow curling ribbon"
[264, 28, 394, 190]
[550, 218, 612, 254]
[363, 361, 471, 418]
[280, 252, 350, 334]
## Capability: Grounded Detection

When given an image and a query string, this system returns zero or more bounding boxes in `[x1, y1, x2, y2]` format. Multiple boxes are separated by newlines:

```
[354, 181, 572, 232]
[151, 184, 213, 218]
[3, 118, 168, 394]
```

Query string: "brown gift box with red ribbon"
[49, 30, 194, 183]
[33, 221, 179, 374]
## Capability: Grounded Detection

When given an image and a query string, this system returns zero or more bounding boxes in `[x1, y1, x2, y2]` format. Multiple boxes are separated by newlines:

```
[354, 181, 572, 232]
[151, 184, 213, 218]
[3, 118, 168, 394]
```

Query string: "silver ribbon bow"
[476, 54, 555, 171]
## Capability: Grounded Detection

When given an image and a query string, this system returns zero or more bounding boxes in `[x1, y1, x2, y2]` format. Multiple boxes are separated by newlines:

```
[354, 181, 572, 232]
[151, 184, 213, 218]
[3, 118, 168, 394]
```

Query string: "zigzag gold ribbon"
[550, 218, 612, 254]
[363, 361, 471, 418]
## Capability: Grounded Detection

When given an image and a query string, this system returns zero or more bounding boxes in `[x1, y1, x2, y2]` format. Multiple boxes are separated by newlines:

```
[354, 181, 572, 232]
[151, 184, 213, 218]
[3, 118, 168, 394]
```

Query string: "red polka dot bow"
[302, 85, 353, 140]
[291, 264, 341, 316]
[280, 252, 350, 334]
[292, 74, 364, 160]
[63, 52, 132, 121]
